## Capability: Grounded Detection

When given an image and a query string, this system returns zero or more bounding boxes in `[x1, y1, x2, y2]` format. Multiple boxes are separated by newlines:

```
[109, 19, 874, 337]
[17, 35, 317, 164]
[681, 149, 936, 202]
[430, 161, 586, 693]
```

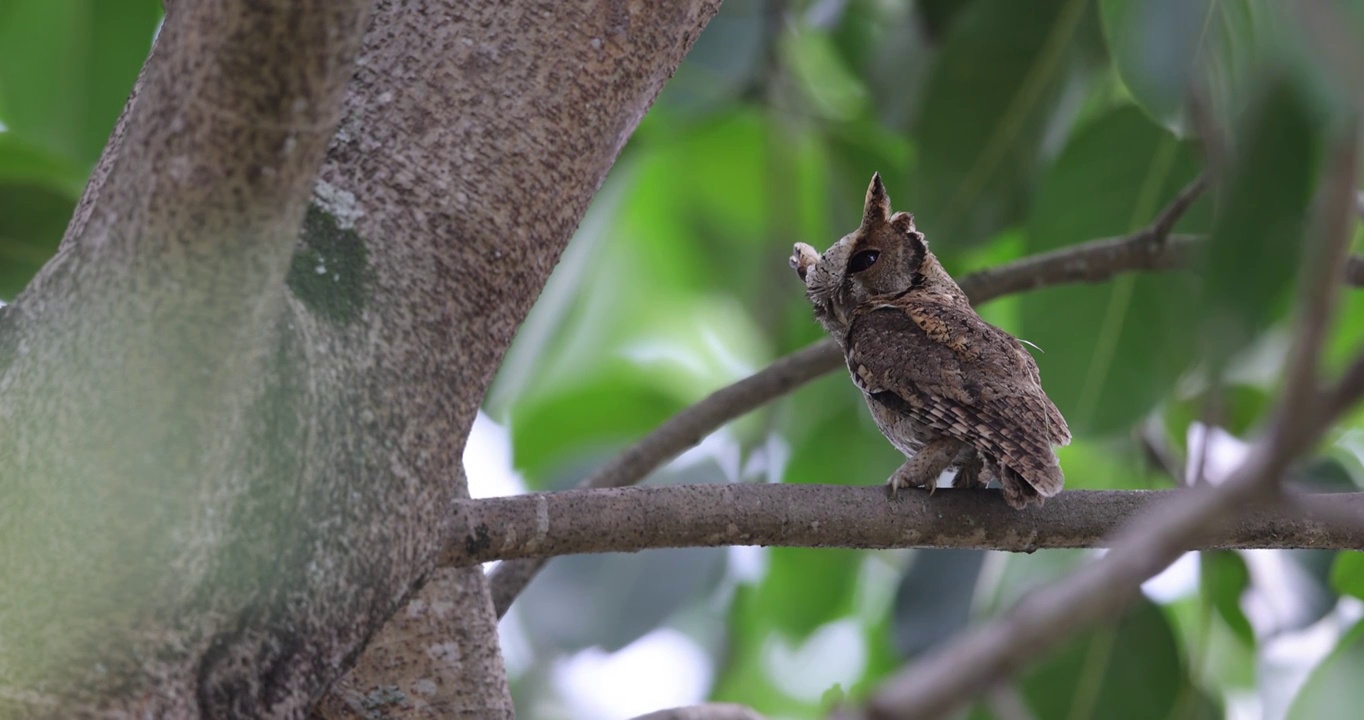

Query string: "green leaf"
[516, 544, 727, 653]
[891, 549, 985, 659]
[710, 584, 821, 717]
[915, 0, 980, 43]
[777, 370, 906, 489]
[1199, 75, 1318, 371]
[1100, 0, 1298, 132]
[0, 182, 75, 300]
[823, 120, 911, 246]
[650, 0, 765, 121]
[1054, 438, 1159, 491]
[785, 29, 868, 122]
[0, 0, 160, 164]
[509, 367, 683, 487]
[1325, 264, 1364, 377]
[1163, 385, 1273, 452]
[1287, 618, 1364, 720]
[0, 134, 85, 299]
[1021, 596, 1217, 720]
[764, 381, 899, 639]
[1329, 552, 1364, 601]
[1200, 551, 1254, 645]
[0, 134, 86, 195]
[1165, 594, 1256, 690]
[1019, 106, 1206, 436]
[757, 547, 860, 641]
[907, 0, 1089, 247]
[1098, 0, 1213, 130]
[981, 549, 1092, 614]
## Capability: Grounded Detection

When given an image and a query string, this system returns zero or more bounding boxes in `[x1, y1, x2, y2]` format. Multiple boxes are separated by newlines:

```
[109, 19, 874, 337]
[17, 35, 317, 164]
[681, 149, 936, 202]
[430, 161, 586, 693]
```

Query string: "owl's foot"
[951, 446, 987, 490]
[886, 438, 961, 502]
[885, 470, 935, 502]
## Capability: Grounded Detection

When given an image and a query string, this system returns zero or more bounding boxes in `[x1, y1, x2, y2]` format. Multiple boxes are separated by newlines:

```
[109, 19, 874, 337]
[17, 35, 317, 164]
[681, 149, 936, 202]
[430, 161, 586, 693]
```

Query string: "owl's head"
[790, 173, 947, 338]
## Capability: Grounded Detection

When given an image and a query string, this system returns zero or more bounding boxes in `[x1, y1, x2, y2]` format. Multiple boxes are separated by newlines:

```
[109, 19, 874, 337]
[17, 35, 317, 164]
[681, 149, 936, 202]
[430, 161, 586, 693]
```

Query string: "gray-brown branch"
[446, 486, 1364, 566]
[632, 703, 769, 720]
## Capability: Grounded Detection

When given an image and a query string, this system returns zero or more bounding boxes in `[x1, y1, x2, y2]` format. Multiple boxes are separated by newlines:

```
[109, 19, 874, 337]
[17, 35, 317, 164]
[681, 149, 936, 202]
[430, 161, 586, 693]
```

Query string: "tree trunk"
[0, 0, 720, 717]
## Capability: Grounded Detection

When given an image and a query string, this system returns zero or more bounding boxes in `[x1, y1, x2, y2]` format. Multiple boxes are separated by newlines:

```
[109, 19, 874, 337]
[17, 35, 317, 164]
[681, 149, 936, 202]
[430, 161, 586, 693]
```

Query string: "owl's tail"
[996, 461, 1063, 510]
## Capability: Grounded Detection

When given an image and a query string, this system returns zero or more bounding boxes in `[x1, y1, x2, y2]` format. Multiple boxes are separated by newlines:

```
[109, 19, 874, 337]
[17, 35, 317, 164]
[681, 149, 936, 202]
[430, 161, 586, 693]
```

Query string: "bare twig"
[1151, 175, 1210, 239]
[485, 340, 841, 613]
[445, 486, 1364, 566]
[632, 703, 769, 720]
[863, 130, 1364, 720]
[1274, 132, 1359, 449]
[956, 233, 1201, 301]
[986, 684, 1037, 720]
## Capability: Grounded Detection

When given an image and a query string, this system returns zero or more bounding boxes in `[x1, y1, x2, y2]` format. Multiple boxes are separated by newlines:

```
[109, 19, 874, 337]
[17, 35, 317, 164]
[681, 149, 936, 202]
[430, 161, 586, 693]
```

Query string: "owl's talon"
[888, 438, 957, 501]
[951, 447, 987, 490]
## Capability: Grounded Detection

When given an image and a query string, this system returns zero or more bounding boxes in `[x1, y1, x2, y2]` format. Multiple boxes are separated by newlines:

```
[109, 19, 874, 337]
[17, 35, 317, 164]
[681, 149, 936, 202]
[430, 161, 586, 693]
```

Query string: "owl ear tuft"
[891, 211, 927, 256]
[863, 172, 891, 227]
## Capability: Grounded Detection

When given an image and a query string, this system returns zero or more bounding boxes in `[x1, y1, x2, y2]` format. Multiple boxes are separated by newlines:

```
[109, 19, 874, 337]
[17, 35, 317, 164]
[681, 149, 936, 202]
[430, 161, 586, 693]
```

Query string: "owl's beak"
[791, 243, 820, 281]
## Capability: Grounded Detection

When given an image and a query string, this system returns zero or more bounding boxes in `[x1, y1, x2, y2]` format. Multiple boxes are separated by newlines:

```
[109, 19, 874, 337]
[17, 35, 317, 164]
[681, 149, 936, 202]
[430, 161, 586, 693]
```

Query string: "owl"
[789, 173, 1070, 509]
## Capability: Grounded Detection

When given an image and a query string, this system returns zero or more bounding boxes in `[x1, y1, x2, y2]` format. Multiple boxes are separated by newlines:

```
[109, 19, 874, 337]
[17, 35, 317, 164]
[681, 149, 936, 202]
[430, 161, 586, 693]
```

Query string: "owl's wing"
[846, 299, 1069, 497]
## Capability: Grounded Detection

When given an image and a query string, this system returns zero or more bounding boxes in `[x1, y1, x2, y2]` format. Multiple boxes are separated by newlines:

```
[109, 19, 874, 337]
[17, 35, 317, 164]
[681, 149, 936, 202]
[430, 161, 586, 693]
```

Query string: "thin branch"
[864, 129, 1364, 720]
[485, 340, 841, 613]
[1152, 175, 1210, 239]
[632, 703, 769, 720]
[1274, 130, 1359, 451]
[955, 234, 1201, 301]
[445, 486, 1364, 566]
[960, 172, 1209, 302]
[985, 684, 1038, 720]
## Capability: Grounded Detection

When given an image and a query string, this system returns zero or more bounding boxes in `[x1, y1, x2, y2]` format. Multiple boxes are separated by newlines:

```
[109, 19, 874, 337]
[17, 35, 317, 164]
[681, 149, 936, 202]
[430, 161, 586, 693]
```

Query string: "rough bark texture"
[305, 1, 722, 716]
[0, 1, 374, 716]
[448, 486, 1364, 565]
[0, 0, 721, 717]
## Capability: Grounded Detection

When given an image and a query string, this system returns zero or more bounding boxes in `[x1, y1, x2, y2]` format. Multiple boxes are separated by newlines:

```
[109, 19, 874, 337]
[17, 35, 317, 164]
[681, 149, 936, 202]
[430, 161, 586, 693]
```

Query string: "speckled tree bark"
[0, 0, 720, 718]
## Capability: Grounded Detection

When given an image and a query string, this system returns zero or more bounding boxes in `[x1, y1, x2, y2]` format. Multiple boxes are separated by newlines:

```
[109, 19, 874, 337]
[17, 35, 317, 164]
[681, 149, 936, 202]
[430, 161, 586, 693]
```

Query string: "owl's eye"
[848, 250, 880, 274]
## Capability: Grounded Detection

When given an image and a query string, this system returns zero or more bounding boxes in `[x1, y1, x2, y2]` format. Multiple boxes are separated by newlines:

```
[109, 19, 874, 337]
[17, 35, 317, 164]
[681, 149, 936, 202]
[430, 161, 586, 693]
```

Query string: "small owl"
[789, 173, 1070, 509]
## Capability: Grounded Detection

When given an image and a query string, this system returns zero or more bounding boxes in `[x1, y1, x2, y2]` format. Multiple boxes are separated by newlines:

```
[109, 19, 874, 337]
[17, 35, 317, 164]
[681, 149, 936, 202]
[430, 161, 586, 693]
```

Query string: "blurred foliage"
[0, 0, 160, 298]
[6, 0, 1364, 718]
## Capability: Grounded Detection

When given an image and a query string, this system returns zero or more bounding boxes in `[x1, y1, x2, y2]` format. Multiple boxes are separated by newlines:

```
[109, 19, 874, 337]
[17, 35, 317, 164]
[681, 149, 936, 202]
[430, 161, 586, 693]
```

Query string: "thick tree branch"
[0, 2, 374, 715]
[308, 2, 727, 717]
[863, 128, 1364, 720]
[448, 486, 1364, 565]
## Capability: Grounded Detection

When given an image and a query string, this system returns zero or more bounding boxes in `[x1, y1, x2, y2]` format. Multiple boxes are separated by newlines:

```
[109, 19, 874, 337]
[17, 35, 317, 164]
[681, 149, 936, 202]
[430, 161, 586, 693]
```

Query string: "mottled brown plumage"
[790, 173, 1070, 509]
